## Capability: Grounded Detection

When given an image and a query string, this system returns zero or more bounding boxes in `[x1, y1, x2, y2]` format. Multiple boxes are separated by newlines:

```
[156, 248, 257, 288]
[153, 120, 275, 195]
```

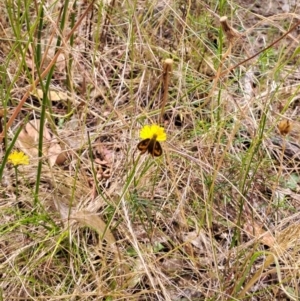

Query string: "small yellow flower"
[8, 151, 29, 166]
[140, 124, 167, 141]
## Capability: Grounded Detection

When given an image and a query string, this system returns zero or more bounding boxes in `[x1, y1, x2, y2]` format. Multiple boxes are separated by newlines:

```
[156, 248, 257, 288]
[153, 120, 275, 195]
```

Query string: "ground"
[1, 0, 300, 300]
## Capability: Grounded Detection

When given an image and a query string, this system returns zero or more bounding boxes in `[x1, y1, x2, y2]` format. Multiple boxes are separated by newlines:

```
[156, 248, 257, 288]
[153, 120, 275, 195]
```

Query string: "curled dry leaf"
[220, 16, 241, 43]
[278, 119, 292, 136]
[55, 151, 68, 166]
[16, 119, 65, 166]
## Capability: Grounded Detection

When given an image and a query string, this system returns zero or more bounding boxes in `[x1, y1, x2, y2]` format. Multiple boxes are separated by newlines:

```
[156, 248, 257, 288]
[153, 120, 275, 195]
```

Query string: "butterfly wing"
[148, 139, 162, 157]
[137, 138, 163, 157]
[137, 138, 151, 154]
[153, 141, 162, 156]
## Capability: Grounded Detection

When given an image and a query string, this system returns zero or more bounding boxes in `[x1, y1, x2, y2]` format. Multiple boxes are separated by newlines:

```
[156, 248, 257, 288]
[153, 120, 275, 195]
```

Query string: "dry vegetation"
[1, 0, 300, 300]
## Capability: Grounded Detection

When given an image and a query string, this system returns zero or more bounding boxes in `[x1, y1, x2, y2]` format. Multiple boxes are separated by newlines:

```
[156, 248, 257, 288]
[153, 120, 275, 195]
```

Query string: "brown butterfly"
[137, 135, 163, 157]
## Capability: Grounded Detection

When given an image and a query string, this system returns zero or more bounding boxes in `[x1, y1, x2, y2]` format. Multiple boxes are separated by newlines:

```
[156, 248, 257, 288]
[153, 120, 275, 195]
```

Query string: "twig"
[219, 19, 300, 78]
[159, 58, 173, 125]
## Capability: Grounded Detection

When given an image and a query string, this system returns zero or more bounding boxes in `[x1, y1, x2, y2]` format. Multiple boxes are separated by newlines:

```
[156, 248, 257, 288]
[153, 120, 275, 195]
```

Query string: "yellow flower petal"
[140, 125, 152, 139]
[8, 151, 30, 166]
[139, 124, 166, 141]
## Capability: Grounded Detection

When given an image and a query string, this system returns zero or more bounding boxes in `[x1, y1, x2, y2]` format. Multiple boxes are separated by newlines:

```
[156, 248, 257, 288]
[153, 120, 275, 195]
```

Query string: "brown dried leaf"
[16, 119, 63, 166]
[72, 210, 117, 252]
[31, 89, 68, 102]
[244, 221, 275, 247]
[55, 151, 68, 166]
[17, 120, 46, 158]
[278, 119, 292, 136]
[47, 137, 63, 167]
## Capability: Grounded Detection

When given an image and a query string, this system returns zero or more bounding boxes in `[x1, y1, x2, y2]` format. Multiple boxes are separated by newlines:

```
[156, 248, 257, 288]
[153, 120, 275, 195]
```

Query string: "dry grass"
[1, 0, 300, 300]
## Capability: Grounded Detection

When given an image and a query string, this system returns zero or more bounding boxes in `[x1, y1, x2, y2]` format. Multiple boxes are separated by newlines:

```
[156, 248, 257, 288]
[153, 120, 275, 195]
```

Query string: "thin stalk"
[34, 0, 70, 203]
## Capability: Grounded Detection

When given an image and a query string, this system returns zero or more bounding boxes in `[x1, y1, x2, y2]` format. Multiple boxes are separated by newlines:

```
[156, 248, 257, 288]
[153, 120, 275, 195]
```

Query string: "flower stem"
[14, 166, 18, 202]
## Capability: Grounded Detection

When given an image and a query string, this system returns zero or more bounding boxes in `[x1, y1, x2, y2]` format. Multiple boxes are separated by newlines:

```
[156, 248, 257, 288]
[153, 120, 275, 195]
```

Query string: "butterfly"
[137, 135, 163, 157]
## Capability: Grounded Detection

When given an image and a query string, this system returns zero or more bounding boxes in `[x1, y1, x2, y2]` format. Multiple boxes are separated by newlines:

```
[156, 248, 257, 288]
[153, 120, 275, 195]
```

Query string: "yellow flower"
[140, 124, 167, 141]
[8, 151, 29, 166]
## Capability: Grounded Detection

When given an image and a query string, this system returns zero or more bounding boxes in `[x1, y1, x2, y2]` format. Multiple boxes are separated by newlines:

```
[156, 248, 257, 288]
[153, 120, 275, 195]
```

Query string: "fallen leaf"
[244, 221, 275, 247]
[16, 119, 63, 166]
[72, 210, 117, 250]
[47, 137, 64, 167]
[278, 119, 292, 136]
[31, 89, 68, 102]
